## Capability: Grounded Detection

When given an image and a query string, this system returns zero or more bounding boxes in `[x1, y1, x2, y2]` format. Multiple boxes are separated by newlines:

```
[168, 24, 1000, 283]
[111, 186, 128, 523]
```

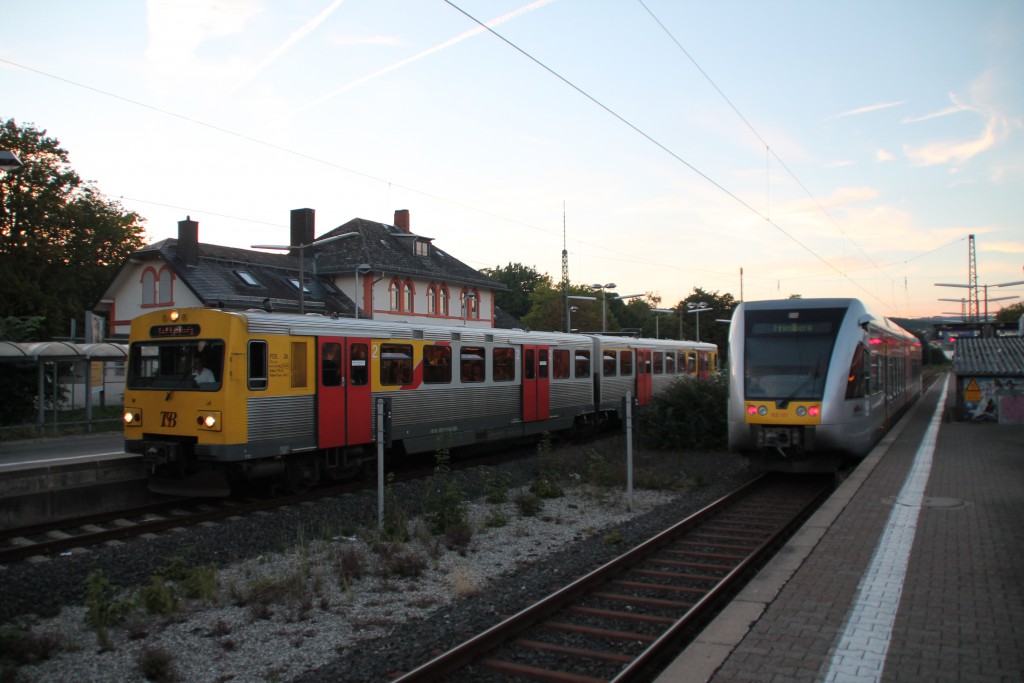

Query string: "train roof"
[735, 298, 918, 342]
[174, 308, 716, 350]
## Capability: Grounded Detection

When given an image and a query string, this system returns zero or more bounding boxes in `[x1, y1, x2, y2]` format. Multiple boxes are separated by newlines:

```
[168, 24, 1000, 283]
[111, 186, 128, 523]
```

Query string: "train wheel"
[286, 458, 320, 494]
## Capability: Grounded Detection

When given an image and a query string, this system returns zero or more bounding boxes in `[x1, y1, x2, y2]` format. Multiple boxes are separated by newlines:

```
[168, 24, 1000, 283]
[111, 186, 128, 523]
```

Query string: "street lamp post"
[651, 308, 674, 339]
[591, 283, 617, 333]
[252, 231, 359, 315]
[566, 295, 597, 332]
[936, 280, 1024, 322]
[591, 283, 643, 332]
[686, 301, 711, 342]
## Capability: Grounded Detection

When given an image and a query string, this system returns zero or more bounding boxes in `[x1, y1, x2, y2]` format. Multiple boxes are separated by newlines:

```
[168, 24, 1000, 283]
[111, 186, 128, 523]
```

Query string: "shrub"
[424, 443, 468, 535]
[514, 491, 543, 517]
[636, 374, 728, 451]
[84, 571, 137, 647]
[137, 646, 178, 682]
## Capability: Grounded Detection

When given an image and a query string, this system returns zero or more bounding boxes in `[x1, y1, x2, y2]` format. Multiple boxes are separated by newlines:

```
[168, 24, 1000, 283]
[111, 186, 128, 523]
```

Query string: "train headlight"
[796, 406, 807, 417]
[808, 406, 821, 417]
[757, 405, 768, 416]
[746, 405, 758, 415]
[196, 411, 222, 431]
[123, 409, 142, 427]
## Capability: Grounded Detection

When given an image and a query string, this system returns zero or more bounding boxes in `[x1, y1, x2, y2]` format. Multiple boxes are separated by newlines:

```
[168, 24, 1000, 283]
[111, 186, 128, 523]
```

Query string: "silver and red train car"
[727, 298, 922, 472]
[123, 307, 717, 495]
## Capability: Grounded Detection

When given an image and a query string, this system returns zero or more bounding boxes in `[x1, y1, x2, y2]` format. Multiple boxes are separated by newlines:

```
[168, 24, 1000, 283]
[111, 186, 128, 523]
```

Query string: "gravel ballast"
[1, 446, 752, 682]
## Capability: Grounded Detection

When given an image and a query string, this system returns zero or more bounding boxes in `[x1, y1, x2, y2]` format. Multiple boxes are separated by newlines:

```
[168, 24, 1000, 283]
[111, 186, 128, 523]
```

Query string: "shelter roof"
[952, 337, 1024, 376]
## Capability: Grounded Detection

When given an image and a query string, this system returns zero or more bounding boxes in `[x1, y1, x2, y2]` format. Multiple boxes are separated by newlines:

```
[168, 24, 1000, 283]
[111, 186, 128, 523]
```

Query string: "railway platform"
[658, 374, 1024, 682]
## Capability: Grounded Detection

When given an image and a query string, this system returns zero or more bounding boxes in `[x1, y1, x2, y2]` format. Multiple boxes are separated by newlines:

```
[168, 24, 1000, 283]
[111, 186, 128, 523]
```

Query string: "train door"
[522, 345, 550, 422]
[318, 337, 372, 447]
[636, 348, 653, 406]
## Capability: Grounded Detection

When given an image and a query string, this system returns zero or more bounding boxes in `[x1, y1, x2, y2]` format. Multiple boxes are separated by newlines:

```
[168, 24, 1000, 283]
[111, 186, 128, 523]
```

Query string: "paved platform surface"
[658, 375, 1024, 682]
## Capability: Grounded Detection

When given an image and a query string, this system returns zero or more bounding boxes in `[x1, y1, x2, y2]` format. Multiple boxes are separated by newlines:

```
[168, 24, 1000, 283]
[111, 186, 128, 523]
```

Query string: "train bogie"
[124, 308, 718, 496]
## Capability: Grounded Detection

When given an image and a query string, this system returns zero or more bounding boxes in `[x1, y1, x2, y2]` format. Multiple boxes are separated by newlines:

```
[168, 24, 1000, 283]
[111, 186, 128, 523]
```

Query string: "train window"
[603, 351, 616, 377]
[665, 352, 676, 374]
[653, 352, 664, 374]
[619, 350, 633, 376]
[698, 352, 709, 375]
[381, 344, 413, 385]
[523, 348, 535, 381]
[248, 341, 267, 390]
[127, 340, 224, 391]
[575, 350, 591, 378]
[350, 344, 368, 386]
[538, 349, 548, 379]
[845, 344, 869, 399]
[460, 346, 485, 382]
[291, 341, 308, 388]
[687, 353, 696, 375]
[321, 343, 341, 387]
[552, 349, 570, 379]
[494, 348, 515, 381]
[423, 345, 451, 384]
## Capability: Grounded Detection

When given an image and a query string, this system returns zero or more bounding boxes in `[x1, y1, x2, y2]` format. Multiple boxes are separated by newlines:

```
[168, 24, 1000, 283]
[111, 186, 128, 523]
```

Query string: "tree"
[995, 301, 1023, 325]
[479, 263, 550, 321]
[673, 288, 737, 352]
[0, 118, 146, 340]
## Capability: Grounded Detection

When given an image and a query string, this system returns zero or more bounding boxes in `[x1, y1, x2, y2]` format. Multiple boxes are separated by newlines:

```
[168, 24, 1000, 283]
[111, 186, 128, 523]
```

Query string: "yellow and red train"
[124, 308, 717, 495]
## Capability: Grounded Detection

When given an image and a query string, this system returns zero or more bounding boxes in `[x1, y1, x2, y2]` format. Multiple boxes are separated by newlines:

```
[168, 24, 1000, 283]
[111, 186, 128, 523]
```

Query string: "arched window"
[388, 280, 401, 311]
[439, 286, 450, 317]
[157, 266, 173, 304]
[140, 268, 158, 306]
[403, 281, 414, 313]
[427, 286, 437, 315]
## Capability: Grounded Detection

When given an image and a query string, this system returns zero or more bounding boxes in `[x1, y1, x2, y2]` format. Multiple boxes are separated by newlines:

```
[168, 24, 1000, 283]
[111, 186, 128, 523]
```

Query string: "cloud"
[903, 112, 1002, 166]
[825, 100, 905, 121]
[875, 149, 896, 162]
[290, 0, 557, 117]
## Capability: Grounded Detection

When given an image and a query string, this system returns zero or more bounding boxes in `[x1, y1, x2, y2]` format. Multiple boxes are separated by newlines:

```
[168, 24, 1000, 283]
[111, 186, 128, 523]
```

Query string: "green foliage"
[530, 432, 564, 499]
[637, 374, 729, 451]
[0, 118, 146, 339]
[0, 626, 63, 666]
[514, 491, 543, 517]
[83, 570, 137, 647]
[479, 262, 551, 320]
[141, 575, 179, 616]
[381, 472, 410, 543]
[137, 645, 178, 682]
[482, 469, 512, 504]
[424, 438, 468, 535]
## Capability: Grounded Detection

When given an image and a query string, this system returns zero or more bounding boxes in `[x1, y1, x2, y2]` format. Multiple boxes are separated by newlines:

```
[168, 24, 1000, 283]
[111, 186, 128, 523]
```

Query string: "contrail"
[289, 0, 556, 117]
[231, 0, 349, 95]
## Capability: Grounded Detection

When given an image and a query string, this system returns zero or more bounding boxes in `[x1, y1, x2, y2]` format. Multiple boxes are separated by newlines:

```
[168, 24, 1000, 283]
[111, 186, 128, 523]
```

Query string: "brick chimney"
[177, 216, 199, 266]
[394, 209, 410, 233]
[290, 208, 315, 256]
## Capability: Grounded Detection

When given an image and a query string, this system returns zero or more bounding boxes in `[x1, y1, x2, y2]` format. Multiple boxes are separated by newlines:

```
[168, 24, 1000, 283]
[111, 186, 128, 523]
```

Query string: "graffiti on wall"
[963, 377, 1023, 422]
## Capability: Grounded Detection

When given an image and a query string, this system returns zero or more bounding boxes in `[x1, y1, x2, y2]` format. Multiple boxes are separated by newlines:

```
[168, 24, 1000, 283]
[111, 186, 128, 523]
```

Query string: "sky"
[2, 0, 1022, 320]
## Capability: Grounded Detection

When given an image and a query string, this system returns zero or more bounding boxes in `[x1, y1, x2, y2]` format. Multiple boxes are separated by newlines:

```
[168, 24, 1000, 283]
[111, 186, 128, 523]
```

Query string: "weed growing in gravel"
[482, 469, 512, 503]
[514, 491, 543, 517]
[0, 625, 65, 668]
[602, 530, 626, 545]
[381, 472, 410, 543]
[140, 575, 179, 616]
[531, 432, 565, 499]
[423, 435, 469, 535]
[84, 570, 137, 648]
[484, 508, 509, 528]
[137, 645, 178, 682]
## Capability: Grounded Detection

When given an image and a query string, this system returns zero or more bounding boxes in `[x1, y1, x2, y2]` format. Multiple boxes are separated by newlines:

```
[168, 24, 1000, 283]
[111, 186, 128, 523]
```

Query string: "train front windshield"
[127, 340, 225, 391]
[743, 308, 846, 401]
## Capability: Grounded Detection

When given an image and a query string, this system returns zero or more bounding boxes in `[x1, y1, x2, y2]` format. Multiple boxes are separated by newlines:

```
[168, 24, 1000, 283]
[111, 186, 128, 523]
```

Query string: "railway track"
[393, 473, 833, 683]
[0, 440, 542, 565]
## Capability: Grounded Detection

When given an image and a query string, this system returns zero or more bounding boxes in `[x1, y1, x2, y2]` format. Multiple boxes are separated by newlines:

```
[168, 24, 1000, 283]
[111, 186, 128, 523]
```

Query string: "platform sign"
[964, 379, 982, 403]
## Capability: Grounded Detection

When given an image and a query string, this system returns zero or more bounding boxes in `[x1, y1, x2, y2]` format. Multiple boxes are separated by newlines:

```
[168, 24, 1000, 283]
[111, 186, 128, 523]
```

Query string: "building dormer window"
[288, 277, 310, 293]
[415, 240, 429, 257]
[235, 270, 260, 287]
